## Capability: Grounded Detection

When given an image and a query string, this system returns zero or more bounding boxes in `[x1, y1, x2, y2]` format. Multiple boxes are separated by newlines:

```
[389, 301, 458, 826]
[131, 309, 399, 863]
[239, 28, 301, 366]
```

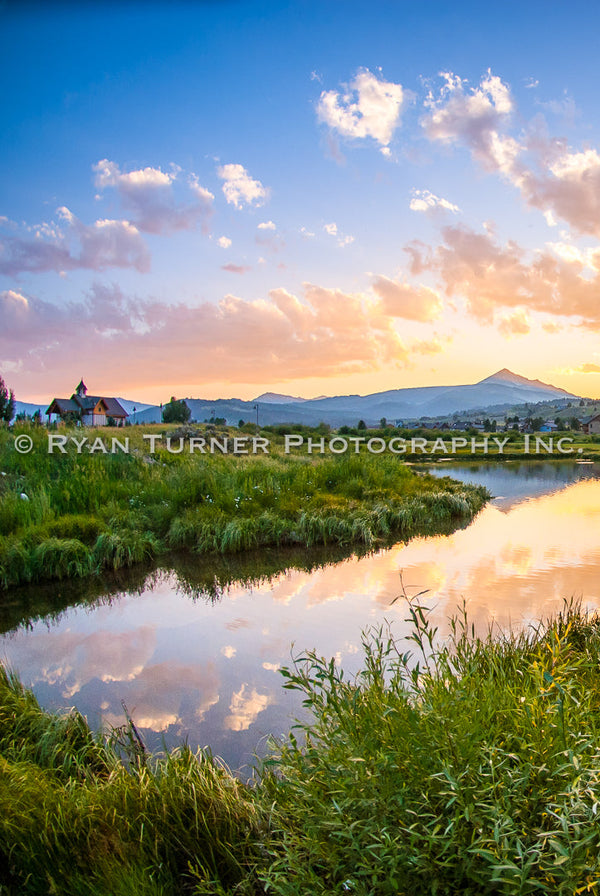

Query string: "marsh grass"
[0, 667, 264, 896]
[0, 425, 488, 588]
[260, 601, 600, 895]
[4, 605, 600, 893]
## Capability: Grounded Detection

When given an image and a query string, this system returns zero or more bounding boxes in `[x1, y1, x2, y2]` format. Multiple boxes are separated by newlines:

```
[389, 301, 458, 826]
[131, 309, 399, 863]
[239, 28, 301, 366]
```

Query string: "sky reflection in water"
[1, 462, 600, 774]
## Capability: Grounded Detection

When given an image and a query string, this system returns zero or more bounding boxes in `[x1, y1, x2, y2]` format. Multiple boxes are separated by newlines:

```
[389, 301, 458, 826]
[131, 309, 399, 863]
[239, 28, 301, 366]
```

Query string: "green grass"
[260, 602, 600, 895]
[0, 666, 264, 896]
[4, 604, 600, 893]
[0, 424, 488, 588]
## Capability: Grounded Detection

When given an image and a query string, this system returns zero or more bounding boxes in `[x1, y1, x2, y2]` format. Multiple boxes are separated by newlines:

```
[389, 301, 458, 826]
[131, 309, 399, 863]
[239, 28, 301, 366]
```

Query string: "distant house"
[46, 380, 128, 426]
[579, 413, 600, 435]
[539, 422, 558, 432]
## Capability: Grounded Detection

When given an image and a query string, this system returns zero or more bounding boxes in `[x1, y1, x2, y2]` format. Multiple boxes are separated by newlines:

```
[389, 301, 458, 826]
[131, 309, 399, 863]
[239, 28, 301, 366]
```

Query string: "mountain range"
[14, 368, 577, 426]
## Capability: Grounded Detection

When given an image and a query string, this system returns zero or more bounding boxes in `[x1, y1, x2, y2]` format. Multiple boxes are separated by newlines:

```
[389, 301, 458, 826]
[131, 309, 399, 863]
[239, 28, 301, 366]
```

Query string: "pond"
[2, 460, 600, 775]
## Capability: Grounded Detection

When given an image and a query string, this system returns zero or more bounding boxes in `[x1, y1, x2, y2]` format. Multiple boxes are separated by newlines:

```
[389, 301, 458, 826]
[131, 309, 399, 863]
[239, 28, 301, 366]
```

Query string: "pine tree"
[0, 377, 15, 423]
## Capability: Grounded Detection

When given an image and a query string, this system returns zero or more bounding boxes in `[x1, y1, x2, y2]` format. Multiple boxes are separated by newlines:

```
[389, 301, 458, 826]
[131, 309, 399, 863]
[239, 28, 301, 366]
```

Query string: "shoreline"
[0, 426, 489, 590]
[2, 603, 599, 894]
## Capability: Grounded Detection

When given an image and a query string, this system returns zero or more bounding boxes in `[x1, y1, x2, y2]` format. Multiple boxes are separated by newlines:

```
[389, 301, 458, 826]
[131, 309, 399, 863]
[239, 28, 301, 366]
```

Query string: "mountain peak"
[477, 369, 571, 396]
[253, 391, 306, 404]
[480, 368, 532, 386]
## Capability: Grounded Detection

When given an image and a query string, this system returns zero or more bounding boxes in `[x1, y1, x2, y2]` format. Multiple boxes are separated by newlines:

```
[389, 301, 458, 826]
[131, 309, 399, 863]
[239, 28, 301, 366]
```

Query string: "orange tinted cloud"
[408, 223, 600, 328]
[1, 280, 420, 393]
[498, 310, 531, 337]
[568, 363, 600, 373]
[518, 149, 600, 239]
[371, 275, 443, 321]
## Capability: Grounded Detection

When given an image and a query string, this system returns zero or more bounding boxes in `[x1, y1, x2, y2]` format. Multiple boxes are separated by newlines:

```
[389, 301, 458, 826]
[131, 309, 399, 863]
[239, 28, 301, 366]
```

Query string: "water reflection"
[1, 462, 599, 774]
[419, 459, 600, 510]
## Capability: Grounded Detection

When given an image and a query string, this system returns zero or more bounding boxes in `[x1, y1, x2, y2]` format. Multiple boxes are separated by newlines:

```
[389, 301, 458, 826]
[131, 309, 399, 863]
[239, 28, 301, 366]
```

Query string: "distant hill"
[253, 392, 306, 404]
[14, 401, 48, 419]
[114, 398, 157, 416]
[11, 370, 580, 427]
[173, 370, 579, 427]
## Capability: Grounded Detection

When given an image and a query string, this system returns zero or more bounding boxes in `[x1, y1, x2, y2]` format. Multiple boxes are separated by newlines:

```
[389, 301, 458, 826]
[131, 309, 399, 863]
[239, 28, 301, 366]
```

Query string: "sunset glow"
[2, 2, 600, 403]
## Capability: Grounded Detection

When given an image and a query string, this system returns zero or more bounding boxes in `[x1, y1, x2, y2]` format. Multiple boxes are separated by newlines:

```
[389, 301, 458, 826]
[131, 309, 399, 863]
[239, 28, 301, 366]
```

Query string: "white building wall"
[82, 413, 107, 426]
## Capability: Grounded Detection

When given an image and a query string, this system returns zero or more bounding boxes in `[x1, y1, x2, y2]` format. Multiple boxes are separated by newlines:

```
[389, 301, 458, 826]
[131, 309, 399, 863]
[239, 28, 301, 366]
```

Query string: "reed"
[0, 668, 263, 895]
[0, 425, 488, 588]
[5, 605, 600, 893]
[259, 602, 600, 895]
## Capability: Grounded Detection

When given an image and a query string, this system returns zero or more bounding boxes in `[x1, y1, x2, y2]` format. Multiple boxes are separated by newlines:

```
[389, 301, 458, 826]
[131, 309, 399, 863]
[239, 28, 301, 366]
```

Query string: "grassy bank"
[2, 604, 600, 894]
[0, 425, 488, 589]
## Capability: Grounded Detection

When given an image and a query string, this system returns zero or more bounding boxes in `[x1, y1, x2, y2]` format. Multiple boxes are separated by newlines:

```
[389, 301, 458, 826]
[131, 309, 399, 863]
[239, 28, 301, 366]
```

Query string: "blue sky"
[3, 0, 600, 403]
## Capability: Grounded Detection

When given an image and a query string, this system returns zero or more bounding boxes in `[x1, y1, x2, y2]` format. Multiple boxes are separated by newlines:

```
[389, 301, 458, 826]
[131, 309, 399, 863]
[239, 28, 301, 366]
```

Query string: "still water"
[2, 461, 600, 773]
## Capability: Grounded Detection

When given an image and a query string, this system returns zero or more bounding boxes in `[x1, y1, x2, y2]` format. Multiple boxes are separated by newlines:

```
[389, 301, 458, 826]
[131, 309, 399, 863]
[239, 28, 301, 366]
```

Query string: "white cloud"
[217, 236, 232, 248]
[0, 208, 150, 275]
[94, 159, 174, 190]
[323, 221, 354, 247]
[262, 662, 280, 672]
[317, 68, 405, 152]
[93, 159, 214, 234]
[256, 222, 284, 253]
[188, 174, 215, 205]
[409, 189, 460, 214]
[1, 289, 29, 309]
[538, 93, 578, 122]
[423, 70, 515, 173]
[422, 72, 600, 238]
[218, 163, 269, 209]
[547, 240, 600, 270]
[224, 684, 273, 731]
[78, 218, 150, 271]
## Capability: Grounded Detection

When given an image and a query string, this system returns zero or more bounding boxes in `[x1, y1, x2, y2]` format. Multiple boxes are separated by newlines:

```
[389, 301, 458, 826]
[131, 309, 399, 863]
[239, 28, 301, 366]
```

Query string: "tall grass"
[259, 602, 600, 895]
[0, 425, 488, 588]
[4, 605, 600, 893]
[0, 667, 263, 895]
